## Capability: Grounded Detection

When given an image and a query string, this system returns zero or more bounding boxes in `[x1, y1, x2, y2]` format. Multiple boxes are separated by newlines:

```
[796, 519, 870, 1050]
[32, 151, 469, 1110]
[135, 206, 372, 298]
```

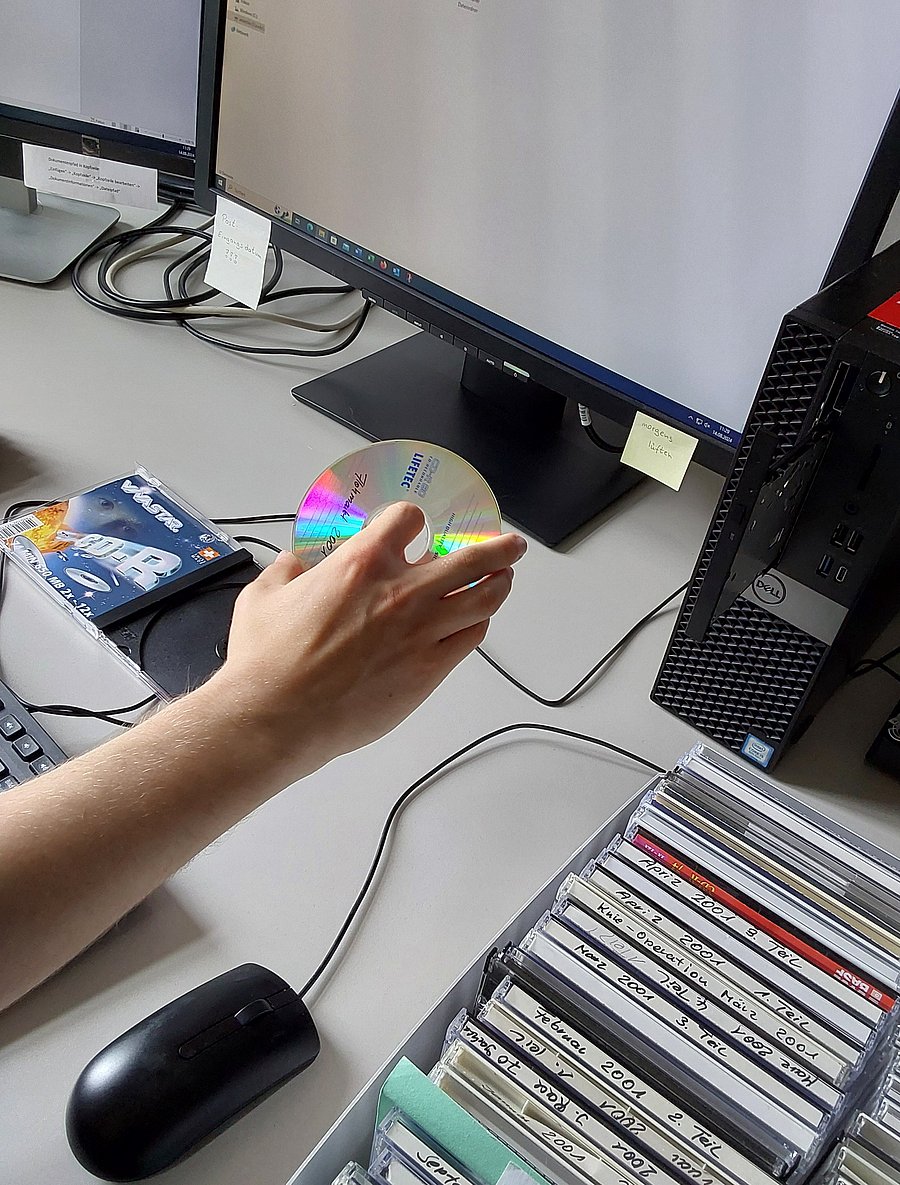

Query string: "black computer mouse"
[66, 963, 319, 1181]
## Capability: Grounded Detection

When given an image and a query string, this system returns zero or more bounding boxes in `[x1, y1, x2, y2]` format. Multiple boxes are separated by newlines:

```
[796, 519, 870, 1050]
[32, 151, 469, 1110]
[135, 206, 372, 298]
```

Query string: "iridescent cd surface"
[293, 440, 501, 568]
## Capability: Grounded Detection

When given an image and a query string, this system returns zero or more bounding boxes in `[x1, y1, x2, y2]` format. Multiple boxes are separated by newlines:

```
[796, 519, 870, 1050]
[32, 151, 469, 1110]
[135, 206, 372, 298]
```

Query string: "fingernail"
[514, 535, 528, 558]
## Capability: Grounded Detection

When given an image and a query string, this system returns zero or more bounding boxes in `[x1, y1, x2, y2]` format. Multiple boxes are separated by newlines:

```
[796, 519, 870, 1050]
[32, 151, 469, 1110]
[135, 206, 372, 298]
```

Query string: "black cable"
[215, 513, 294, 525]
[71, 212, 371, 361]
[298, 721, 665, 999]
[23, 696, 156, 728]
[218, 513, 686, 706]
[850, 643, 900, 682]
[577, 406, 624, 454]
[851, 659, 900, 685]
[233, 534, 282, 555]
[476, 581, 688, 707]
[72, 225, 219, 320]
[162, 235, 210, 300]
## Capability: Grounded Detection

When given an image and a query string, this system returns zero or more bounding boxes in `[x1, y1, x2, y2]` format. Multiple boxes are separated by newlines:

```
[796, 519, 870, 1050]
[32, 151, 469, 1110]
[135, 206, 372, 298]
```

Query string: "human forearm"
[0, 673, 301, 1012]
[0, 508, 525, 1012]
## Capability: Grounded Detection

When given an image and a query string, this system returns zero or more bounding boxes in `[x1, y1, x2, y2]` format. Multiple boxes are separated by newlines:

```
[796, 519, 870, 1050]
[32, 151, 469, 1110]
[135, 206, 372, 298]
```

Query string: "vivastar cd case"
[1, 467, 259, 698]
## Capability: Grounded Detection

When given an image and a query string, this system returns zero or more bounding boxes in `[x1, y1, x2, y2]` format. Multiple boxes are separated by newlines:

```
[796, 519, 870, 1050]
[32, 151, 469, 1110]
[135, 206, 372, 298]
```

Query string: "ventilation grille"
[653, 600, 827, 754]
[653, 317, 835, 759]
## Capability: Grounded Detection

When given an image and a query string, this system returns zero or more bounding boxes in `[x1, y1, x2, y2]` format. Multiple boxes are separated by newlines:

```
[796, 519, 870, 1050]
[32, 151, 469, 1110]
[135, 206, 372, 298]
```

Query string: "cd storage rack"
[288, 745, 900, 1185]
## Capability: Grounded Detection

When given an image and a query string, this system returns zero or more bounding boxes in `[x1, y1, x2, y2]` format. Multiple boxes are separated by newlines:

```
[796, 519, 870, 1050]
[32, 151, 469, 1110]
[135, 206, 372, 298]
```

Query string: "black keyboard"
[0, 677, 68, 789]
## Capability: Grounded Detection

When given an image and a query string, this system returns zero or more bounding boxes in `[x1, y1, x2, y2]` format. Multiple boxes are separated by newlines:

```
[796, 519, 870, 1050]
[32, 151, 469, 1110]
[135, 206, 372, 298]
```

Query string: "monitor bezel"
[194, 0, 900, 475]
[0, 74, 197, 200]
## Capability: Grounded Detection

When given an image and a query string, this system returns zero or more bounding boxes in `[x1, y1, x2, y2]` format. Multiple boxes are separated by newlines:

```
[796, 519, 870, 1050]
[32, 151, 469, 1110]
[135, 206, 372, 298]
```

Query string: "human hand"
[210, 503, 526, 774]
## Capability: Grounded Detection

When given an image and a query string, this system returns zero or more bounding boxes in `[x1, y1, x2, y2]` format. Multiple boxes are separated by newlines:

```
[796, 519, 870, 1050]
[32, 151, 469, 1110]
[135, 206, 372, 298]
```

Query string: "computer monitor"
[0, 0, 202, 284]
[195, 1, 900, 545]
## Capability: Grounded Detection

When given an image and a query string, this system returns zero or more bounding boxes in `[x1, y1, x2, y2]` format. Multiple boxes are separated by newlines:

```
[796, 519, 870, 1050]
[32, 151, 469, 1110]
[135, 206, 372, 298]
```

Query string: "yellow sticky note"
[620, 413, 698, 491]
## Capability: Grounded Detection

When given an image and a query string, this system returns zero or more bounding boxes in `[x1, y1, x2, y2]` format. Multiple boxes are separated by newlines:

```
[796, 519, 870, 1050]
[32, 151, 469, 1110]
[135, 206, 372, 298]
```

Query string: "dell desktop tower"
[652, 242, 900, 771]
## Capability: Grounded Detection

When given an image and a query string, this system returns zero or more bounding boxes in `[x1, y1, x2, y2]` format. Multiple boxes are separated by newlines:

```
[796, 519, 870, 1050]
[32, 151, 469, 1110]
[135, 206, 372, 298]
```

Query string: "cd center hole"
[405, 515, 432, 563]
[368, 504, 432, 563]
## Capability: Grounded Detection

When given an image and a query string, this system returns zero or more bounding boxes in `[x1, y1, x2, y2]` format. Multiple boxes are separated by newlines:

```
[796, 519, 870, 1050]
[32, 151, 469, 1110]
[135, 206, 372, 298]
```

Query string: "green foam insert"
[376, 1057, 549, 1185]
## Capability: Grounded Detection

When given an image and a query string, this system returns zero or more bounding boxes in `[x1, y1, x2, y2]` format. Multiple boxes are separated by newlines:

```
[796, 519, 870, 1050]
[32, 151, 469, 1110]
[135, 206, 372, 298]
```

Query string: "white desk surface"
[2, 240, 900, 1185]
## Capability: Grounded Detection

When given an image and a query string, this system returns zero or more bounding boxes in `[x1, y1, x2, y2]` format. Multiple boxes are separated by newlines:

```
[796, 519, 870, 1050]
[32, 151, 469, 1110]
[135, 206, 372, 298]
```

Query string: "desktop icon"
[353, 245, 364, 258]
[391, 266, 402, 279]
[341, 241, 352, 253]
[366, 252, 376, 265]
[329, 234, 339, 246]
[305, 221, 315, 234]
[316, 227, 328, 240]
[378, 259, 388, 270]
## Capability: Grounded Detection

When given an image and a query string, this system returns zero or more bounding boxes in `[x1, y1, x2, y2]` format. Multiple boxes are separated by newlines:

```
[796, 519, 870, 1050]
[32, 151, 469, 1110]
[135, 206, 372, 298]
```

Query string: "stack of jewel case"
[326, 745, 900, 1185]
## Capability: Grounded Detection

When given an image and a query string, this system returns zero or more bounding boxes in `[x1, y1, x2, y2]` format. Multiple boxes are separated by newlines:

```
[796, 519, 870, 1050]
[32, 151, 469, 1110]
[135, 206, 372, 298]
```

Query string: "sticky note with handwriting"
[204, 195, 270, 309]
[620, 412, 698, 490]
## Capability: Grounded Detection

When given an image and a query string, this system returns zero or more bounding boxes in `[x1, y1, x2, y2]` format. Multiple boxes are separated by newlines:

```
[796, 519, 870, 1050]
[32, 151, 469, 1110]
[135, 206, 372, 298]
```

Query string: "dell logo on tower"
[752, 573, 786, 605]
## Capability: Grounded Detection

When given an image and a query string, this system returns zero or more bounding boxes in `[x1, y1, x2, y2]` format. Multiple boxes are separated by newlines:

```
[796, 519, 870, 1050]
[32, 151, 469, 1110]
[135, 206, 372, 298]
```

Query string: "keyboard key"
[0, 676, 68, 786]
[13, 735, 42, 761]
[0, 714, 25, 739]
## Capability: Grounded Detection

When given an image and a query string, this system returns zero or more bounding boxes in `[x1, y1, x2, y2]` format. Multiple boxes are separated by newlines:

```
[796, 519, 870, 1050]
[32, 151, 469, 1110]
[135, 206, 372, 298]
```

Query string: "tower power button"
[866, 369, 892, 397]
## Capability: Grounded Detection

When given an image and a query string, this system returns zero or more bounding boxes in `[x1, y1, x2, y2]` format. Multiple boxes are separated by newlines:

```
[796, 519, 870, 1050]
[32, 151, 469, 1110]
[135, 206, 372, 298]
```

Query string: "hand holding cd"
[293, 440, 502, 568]
[216, 500, 526, 773]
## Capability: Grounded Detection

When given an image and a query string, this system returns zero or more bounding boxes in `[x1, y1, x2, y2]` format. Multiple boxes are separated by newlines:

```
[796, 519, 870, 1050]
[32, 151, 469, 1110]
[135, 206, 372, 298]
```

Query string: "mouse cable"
[297, 721, 666, 1000]
[216, 513, 296, 525]
[477, 581, 688, 707]
[216, 513, 688, 708]
[233, 534, 282, 555]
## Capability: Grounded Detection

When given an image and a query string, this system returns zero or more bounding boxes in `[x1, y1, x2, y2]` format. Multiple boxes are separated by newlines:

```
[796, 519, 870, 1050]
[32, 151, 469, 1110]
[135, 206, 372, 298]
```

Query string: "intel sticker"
[741, 734, 775, 767]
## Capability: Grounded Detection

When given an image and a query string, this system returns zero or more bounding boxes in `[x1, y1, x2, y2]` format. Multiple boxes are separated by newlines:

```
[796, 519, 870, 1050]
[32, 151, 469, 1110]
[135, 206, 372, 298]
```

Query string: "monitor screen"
[197, 0, 900, 542]
[0, 0, 200, 179]
[0, 0, 203, 284]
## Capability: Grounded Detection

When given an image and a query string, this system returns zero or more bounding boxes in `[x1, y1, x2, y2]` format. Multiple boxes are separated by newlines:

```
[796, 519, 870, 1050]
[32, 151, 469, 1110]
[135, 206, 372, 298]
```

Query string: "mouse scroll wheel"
[234, 997, 274, 1026]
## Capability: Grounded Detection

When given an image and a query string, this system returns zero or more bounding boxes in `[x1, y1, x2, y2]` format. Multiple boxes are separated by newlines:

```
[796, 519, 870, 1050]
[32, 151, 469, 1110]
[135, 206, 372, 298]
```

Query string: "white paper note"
[22, 144, 158, 209]
[204, 195, 271, 309]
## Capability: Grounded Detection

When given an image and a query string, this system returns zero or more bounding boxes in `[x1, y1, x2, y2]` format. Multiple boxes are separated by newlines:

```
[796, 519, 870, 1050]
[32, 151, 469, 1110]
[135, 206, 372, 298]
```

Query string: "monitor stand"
[0, 178, 118, 284]
[291, 331, 644, 547]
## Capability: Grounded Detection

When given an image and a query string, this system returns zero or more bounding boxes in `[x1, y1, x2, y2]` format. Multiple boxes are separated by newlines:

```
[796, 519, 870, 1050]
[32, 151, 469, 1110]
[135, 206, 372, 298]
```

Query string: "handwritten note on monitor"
[621, 413, 698, 490]
[204, 195, 270, 308]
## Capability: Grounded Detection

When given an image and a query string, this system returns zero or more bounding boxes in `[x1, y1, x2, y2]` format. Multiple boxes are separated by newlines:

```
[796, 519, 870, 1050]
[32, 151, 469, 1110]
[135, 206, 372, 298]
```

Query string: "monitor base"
[0, 189, 118, 284]
[291, 331, 644, 547]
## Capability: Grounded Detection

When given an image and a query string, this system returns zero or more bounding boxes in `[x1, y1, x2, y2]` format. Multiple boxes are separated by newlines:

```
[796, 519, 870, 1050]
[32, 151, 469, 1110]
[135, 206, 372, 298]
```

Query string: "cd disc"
[293, 440, 501, 568]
